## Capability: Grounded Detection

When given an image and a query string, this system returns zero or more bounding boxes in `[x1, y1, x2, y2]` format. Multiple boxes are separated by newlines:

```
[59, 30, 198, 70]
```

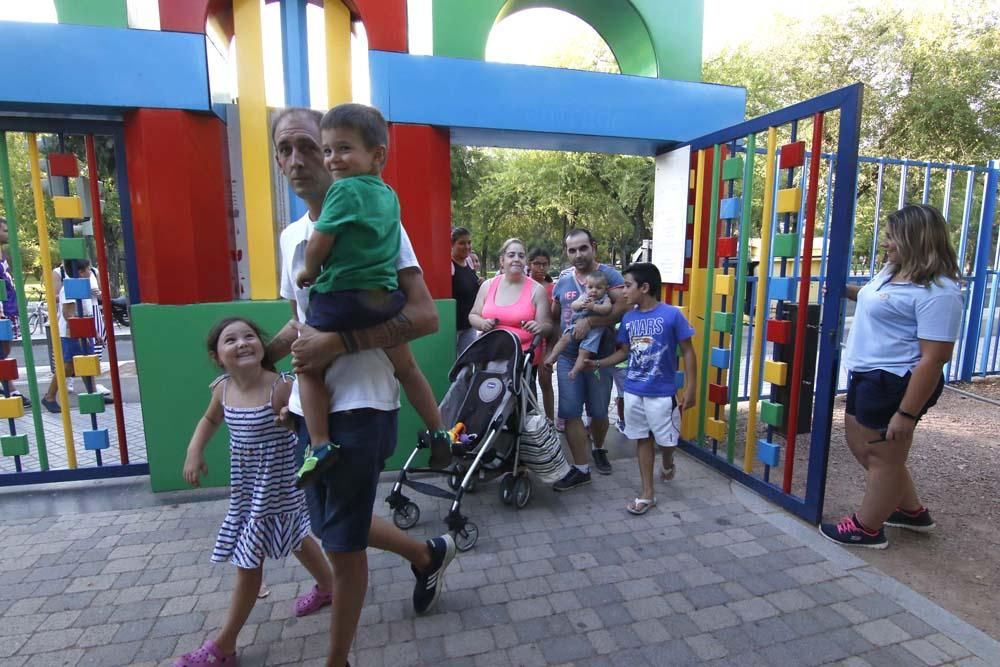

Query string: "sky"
[0, 0, 937, 107]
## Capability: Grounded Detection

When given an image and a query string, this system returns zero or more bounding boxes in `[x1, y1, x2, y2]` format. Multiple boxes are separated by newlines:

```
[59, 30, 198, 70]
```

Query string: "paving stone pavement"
[1, 452, 997, 666]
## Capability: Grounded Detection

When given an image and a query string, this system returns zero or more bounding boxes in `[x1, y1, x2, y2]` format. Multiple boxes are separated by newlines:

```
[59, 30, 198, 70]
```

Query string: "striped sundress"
[211, 374, 311, 569]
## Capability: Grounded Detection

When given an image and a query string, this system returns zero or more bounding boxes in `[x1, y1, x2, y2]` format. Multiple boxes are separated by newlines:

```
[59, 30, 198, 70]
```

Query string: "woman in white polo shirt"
[820, 204, 963, 549]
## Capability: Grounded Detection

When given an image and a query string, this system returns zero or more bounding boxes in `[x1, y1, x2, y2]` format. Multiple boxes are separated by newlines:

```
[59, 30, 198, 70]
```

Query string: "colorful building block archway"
[432, 0, 704, 81]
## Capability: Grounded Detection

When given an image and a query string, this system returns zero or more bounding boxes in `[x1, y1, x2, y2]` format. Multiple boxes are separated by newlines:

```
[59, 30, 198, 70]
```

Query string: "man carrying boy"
[268, 107, 455, 667]
[551, 229, 628, 489]
[590, 263, 697, 514]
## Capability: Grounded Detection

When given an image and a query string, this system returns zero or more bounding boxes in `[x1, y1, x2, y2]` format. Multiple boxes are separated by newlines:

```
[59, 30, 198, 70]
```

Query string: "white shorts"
[623, 393, 680, 447]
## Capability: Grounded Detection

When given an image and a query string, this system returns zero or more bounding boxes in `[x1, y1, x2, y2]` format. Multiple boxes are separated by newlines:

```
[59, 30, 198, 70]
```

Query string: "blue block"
[768, 277, 798, 302]
[369, 51, 747, 156]
[757, 440, 781, 467]
[675, 370, 685, 388]
[83, 428, 110, 451]
[685, 239, 692, 258]
[719, 196, 741, 220]
[710, 347, 731, 369]
[0, 23, 209, 112]
[0, 319, 11, 342]
[63, 278, 92, 300]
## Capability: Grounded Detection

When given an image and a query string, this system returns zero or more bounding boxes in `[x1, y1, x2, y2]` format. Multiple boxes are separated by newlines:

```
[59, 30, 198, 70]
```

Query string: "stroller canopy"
[451, 329, 527, 394]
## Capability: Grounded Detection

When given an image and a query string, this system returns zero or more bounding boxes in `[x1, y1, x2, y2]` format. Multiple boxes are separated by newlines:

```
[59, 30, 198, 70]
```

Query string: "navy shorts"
[60, 337, 93, 363]
[845, 369, 944, 431]
[295, 409, 398, 553]
[306, 288, 405, 332]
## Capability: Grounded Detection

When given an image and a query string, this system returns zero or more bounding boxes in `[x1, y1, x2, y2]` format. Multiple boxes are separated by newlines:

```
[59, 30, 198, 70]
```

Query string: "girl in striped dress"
[176, 317, 333, 667]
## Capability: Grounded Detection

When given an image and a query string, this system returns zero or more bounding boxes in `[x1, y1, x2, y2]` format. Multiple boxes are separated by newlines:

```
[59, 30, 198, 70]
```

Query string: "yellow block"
[713, 273, 734, 297]
[706, 418, 727, 441]
[764, 360, 788, 386]
[234, 0, 278, 300]
[689, 169, 696, 189]
[53, 196, 83, 219]
[325, 0, 352, 106]
[0, 397, 25, 419]
[776, 187, 802, 214]
[73, 355, 101, 377]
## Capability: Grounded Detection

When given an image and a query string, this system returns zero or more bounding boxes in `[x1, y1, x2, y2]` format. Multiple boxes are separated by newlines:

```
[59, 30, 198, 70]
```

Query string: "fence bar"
[27, 133, 77, 467]
[85, 136, 129, 463]
[696, 145, 722, 448]
[961, 160, 999, 381]
[782, 112, 825, 493]
[869, 161, 885, 275]
[0, 133, 49, 469]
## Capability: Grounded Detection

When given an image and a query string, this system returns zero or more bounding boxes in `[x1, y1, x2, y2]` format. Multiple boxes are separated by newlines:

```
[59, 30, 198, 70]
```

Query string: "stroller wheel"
[392, 501, 420, 530]
[499, 473, 515, 506]
[514, 474, 532, 509]
[454, 521, 479, 552]
[448, 464, 476, 493]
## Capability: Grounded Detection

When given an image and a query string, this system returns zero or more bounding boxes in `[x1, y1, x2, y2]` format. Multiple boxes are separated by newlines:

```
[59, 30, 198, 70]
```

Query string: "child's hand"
[296, 268, 318, 289]
[274, 405, 294, 431]
[183, 452, 207, 487]
[678, 387, 696, 412]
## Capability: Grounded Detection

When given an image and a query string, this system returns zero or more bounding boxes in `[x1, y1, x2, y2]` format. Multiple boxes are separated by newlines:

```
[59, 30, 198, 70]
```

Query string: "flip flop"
[627, 497, 656, 515]
[659, 464, 676, 481]
[294, 585, 333, 617]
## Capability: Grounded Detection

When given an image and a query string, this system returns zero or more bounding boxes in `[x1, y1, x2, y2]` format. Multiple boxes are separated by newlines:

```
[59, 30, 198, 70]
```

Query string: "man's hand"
[573, 317, 591, 340]
[296, 268, 318, 289]
[290, 323, 343, 374]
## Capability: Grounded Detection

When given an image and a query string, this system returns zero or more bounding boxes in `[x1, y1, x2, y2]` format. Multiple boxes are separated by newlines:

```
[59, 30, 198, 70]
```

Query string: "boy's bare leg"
[544, 333, 570, 367]
[386, 344, 442, 430]
[660, 445, 676, 480]
[569, 349, 592, 380]
[539, 363, 555, 422]
[325, 550, 367, 667]
[636, 436, 655, 501]
[386, 343, 451, 468]
[298, 369, 333, 445]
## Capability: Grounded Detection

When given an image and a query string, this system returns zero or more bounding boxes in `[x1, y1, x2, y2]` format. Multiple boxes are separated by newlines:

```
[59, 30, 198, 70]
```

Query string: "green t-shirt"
[312, 175, 401, 294]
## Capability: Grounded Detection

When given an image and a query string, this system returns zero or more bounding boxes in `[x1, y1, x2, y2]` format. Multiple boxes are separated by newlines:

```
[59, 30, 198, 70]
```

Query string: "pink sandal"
[174, 640, 237, 666]
[294, 585, 333, 617]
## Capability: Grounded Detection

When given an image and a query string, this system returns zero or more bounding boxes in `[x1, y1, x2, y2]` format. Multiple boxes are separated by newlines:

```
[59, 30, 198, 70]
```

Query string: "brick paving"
[1, 446, 997, 666]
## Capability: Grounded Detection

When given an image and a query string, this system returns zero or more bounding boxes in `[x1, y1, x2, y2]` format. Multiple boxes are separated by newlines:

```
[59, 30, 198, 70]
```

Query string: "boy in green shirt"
[295, 103, 449, 485]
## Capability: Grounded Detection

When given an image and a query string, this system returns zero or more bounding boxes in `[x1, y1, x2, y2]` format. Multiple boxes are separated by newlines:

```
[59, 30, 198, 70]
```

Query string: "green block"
[53, 0, 127, 28]
[760, 400, 785, 428]
[711, 311, 735, 333]
[687, 204, 694, 224]
[722, 156, 744, 181]
[772, 233, 799, 258]
[78, 392, 106, 415]
[59, 236, 89, 260]
[134, 300, 456, 492]
[1, 434, 29, 457]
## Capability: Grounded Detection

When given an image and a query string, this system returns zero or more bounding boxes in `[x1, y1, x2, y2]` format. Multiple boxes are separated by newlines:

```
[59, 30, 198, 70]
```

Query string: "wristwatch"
[896, 409, 917, 421]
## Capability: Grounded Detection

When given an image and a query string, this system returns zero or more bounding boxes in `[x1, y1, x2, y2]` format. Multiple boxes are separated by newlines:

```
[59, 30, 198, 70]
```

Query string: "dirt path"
[821, 379, 1000, 638]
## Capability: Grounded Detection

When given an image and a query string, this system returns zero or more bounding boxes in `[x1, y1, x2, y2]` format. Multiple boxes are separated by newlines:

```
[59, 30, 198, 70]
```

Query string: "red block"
[708, 383, 729, 405]
[125, 109, 235, 304]
[778, 141, 806, 170]
[716, 236, 737, 259]
[158, 0, 230, 35]
[0, 358, 17, 381]
[383, 124, 451, 299]
[350, 0, 407, 52]
[766, 318, 792, 344]
[48, 153, 79, 178]
[67, 317, 97, 339]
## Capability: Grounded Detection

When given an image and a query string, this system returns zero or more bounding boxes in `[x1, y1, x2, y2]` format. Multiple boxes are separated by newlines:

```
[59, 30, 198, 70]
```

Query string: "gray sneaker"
[553, 467, 592, 492]
[592, 448, 612, 475]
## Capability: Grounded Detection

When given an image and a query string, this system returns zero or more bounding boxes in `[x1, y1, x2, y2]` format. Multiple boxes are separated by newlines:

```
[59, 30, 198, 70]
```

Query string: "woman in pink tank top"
[468, 238, 552, 362]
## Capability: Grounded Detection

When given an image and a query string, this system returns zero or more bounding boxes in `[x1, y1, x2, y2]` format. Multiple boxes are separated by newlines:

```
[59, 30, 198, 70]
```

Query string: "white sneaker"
[95, 383, 112, 396]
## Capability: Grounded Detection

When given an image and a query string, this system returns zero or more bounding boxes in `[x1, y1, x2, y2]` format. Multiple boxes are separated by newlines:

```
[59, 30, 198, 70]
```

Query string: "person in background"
[0, 218, 28, 407]
[451, 227, 480, 356]
[528, 247, 555, 421]
[820, 204, 962, 549]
